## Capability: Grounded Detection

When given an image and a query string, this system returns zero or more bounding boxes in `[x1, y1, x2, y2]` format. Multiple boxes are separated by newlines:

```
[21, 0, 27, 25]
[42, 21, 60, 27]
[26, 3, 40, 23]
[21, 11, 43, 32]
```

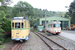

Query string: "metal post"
[19, 0, 20, 14]
[45, 9, 46, 33]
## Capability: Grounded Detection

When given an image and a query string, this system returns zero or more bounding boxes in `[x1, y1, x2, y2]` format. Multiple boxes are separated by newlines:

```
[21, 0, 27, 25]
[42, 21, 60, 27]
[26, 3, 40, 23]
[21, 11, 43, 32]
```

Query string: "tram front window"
[22, 23, 23, 28]
[15, 23, 20, 28]
[53, 24, 60, 27]
[55, 24, 60, 27]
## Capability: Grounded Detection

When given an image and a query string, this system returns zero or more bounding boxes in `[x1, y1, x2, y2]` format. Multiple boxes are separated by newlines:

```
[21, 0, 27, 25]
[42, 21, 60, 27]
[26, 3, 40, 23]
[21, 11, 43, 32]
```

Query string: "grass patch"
[31, 32, 38, 38]
[0, 45, 4, 48]
[31, 33, 35, 36]
[32, 29, 38, 32]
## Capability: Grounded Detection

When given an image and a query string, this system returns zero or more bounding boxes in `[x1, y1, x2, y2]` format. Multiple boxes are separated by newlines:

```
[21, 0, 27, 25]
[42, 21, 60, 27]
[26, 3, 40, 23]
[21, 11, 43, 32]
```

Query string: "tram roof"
[11, 17, 29, 21]
[48, 21, 61, 24]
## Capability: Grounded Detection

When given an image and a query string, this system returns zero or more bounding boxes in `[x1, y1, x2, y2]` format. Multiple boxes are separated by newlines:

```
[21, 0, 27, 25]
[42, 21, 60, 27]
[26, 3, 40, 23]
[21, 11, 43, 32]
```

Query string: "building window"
[42, 21, 48, 25]
[63, 21, 68, 28]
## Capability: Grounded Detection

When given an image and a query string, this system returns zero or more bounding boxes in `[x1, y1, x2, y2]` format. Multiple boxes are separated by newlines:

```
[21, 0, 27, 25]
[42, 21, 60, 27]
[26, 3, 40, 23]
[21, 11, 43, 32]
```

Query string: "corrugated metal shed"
[35, 16, 71, 30]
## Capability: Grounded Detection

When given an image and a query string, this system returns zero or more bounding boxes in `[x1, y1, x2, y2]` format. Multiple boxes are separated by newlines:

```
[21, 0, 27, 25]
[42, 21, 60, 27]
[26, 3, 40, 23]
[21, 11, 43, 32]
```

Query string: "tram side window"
[29, 23, 30, 27]
[22, 23, 23, 28]
[53, 24, 55, 27]
[28, 23, 29, 27]
[25, 21, 26, 28]
[51, 24, 52, 27]
[15, 23, 20, 28]
[48, 24, 51, 27]
[12, 23, 14, 28]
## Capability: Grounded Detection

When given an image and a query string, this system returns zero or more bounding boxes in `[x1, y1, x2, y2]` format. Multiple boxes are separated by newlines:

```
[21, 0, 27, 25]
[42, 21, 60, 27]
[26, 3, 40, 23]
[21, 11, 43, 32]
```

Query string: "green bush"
[0, 41, 3, 45]
[2, 19, 11, 32]
[5, 38, 11, 43]
[0, 11, 11, 44]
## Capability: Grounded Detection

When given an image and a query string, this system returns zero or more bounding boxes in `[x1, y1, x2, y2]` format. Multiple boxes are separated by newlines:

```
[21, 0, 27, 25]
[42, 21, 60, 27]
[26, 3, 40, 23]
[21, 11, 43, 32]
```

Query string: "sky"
[9, 0, 74, 12]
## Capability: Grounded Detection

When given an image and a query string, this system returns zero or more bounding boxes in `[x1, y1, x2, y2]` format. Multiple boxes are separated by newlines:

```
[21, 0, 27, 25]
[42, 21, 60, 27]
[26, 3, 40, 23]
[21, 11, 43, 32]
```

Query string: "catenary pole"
[45, 9, 47, 33]
[19, 0, 20, 14]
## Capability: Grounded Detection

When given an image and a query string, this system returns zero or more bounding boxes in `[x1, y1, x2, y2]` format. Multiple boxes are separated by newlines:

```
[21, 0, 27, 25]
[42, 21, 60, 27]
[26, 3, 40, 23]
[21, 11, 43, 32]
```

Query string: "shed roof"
[40, 16, 70, 20]
[34, 21, 39, 26]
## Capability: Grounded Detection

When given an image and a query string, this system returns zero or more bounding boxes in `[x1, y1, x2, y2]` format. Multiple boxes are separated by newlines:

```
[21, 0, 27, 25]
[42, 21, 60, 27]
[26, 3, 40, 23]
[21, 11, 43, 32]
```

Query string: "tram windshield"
[53, 24, 60, 27]
[55, 24, 60, 27]
[15, 23, 20, 28]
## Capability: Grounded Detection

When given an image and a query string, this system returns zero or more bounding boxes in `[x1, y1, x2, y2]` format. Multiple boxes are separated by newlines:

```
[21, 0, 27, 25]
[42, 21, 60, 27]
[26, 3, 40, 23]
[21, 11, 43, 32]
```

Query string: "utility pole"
[45, 9, 46, 33]
[19, 0, 20, 14]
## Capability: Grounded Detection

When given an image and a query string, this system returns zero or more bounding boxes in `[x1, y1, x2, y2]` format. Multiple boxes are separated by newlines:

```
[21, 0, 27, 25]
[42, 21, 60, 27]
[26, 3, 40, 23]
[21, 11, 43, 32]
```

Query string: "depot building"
[34, 16, 71, 30]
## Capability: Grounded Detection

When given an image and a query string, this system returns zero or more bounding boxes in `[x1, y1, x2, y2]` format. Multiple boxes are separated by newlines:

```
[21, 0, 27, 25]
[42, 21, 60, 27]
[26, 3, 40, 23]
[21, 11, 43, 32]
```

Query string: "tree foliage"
[0, 8, 11, 44]
[69, 1, 75, 24]
[64, 12, 70, 18]
[0, 0, 12, 6]
[5, 7, 12, 18]
[11, 1, 35, 17]
[0, 11, 5, 33]
[30, 8, 66, 26]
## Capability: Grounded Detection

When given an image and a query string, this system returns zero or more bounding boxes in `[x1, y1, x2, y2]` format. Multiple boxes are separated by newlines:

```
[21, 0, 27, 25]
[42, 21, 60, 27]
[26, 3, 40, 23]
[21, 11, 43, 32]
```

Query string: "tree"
[64, 12, 70, 18]
[0, 11, 6, 44]
[11, 1, 35, 18]
[0, 0, 13, 6]
[69, 1, 75, 24]
[4, 7, 12, 18]
[0, 11, 6, 33]
[0, 0, 12, 44]
[0, 11, 11, 44]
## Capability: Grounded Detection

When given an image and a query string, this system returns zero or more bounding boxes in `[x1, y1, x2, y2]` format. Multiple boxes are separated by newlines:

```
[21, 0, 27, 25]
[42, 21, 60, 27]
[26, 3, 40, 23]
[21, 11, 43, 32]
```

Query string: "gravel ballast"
[39, 32, 75, 50]
[22, 32, 50, 50]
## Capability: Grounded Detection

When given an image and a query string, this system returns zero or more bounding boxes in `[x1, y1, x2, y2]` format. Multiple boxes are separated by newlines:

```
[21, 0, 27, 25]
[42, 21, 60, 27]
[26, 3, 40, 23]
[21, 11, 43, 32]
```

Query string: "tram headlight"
[16, 35, 19, 38]
[12, 36, 13, 38]
[22, 36, 24, 38]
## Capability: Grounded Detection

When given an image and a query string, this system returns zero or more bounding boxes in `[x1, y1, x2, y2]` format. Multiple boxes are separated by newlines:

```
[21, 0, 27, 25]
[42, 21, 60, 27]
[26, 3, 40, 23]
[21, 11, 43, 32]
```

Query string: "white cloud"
[9, 0, 73, 11]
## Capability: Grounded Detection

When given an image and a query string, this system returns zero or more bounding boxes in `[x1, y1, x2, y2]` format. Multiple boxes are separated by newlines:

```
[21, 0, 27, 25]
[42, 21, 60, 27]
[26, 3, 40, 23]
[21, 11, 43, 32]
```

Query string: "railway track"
[56, 35, 75, 46]
[32, 31, 67, 50]
[41, 31, 75, 47]
[36, 31, 75, 50]
[6, 42, 25, 50]
[48, 35, 75, 49]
